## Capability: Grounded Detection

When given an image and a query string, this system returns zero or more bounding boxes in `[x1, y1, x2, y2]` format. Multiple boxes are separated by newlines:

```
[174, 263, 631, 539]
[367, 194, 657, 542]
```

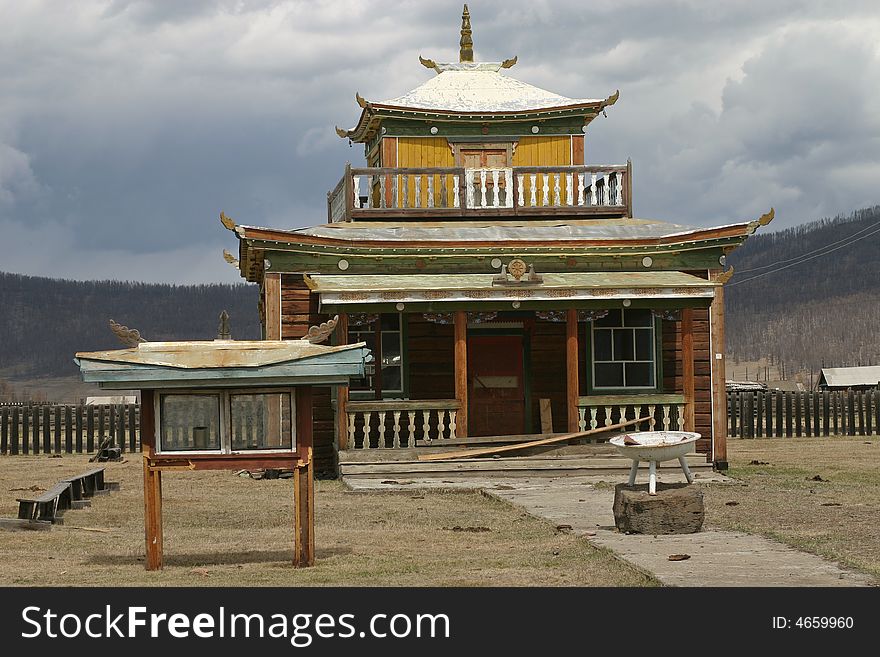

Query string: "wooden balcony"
[327, 163, 632, 222]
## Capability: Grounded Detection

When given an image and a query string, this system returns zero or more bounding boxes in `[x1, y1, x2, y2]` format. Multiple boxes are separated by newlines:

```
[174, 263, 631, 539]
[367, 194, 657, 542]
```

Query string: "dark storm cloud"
[1, 0, 878, 282]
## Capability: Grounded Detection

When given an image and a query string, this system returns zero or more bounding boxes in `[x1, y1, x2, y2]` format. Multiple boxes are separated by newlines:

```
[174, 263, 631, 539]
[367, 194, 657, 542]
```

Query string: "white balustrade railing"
[576, 395, 688, 434]
[344, 400, 460, 449]
[515, 168, 624, 209]
[329, 165, 628, 220]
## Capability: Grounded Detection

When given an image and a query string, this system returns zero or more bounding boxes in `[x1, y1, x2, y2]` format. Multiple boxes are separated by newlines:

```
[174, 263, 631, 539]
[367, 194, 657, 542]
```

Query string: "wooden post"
[343, 162, 353, 222]
[566, 309, 580, 433]
[64, 405, 72, 453]
[0, 407, 7, 455]
[336, 313, 350, 450]
[140, 390, 163, 571]
[681, 308, 696, 432]
[454, 310, 468, 439]
[294, 386, 315, 567]
[625, 158, 633, 218]
[264, 273, 282, 340]
[709, 272, 728, 468]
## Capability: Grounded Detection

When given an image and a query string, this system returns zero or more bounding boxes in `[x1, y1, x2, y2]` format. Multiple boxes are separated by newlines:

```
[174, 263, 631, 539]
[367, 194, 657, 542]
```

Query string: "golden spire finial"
[459, 4, 473, 62]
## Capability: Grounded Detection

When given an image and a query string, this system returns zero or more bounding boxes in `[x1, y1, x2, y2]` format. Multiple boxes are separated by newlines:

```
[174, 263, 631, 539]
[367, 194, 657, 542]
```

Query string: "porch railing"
[328, 163, 630, 221]
[344, 400, 460, 449]
[577, 394, 687, 434]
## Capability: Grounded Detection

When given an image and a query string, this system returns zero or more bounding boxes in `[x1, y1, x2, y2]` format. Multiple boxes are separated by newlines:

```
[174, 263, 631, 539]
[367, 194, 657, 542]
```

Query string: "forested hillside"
[0, 273, 260, 379]
[726, 206, 880, 373]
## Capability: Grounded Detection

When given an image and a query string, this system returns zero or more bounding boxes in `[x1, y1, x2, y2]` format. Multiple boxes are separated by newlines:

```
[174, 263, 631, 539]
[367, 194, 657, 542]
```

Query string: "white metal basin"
[609, 431, 701, 494]
[609, 431, 700, 462]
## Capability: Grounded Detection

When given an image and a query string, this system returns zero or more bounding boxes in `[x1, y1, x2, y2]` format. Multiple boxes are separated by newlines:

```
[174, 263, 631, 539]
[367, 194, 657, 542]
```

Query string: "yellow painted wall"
[512, 136, 572, 166]
[395, 137, 455, 208]
[513, 136, 573, 205]
[374, 135, 576, 208]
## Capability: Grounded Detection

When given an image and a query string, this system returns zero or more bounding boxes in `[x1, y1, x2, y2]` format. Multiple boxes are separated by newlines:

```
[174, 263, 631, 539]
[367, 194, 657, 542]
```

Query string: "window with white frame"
[590, 309, 657, 390]
[349, 313, 403, 397]
[157, 389, 294, 453]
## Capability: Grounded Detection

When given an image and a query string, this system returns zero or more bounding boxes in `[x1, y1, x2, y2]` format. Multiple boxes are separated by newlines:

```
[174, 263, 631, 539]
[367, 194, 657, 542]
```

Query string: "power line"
[728, 223, 880, 287]
[736, 218, 880, 274]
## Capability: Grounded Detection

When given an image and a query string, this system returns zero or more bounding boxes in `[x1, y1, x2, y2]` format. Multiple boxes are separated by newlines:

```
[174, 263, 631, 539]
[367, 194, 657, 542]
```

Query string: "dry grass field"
[704, 436, 880, 581]
[0, 455, 654, 587]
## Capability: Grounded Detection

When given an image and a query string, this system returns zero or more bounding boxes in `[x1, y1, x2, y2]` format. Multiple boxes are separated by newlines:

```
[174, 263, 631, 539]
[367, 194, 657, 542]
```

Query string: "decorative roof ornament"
[746, 208, 775, 234]
[217, 310, 232, 340]
[493, 259, 544, 286]
[219, 211, 236, 231]
[419, 55, 437, 70]
[500, 56, 517, 69]
[716, 266, 735, 285]
[222, 249, 238, 267]
[459, 4, 473, 63]
[301, 315, 339, 344]
[355, 92, 369, 109]
[109, 319, 146, 347]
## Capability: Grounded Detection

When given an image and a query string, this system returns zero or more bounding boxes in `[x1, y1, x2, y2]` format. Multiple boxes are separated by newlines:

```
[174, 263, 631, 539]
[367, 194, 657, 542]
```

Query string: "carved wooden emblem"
[508, 259, 527, 280]
[109, 319, 146, 347]
[300, 315, 339, 344]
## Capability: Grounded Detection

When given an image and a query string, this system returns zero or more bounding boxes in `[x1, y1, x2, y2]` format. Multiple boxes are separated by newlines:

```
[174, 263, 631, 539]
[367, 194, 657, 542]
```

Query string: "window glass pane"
[381, 331, 402, 366]
[612, 329, 634, 361]
[382, 366, 402, 393]
[160, 394, 220, 451]
[230, 393, 293, 450]
[624, 309, 653, 327]
[625, 362, 654, 387]
[635, 329, 654, 360]
[350, 330, 376, 391]
[594, 363, 624, 388]
[380, 313, 402, 331]
[593, 329, 612, 361]
[594, 309, 621, 327]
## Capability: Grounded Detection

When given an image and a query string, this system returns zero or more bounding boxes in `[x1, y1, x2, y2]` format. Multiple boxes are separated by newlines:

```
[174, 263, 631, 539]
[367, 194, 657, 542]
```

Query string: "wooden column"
[710, 273, 728, 468]
[566, 309, 580, 433]
[294, 386, 315, 567]
[454, 311, 468, 439]
[571, 135, 585, 165]
[336, 313, 350, 450]
[140, 390, 163, 571]
[263, 272, 282, 340]
[681, 308, 696, 431]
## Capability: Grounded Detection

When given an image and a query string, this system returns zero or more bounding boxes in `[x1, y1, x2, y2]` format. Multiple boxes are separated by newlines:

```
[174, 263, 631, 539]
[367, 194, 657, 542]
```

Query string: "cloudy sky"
[1, 0, 878, 283]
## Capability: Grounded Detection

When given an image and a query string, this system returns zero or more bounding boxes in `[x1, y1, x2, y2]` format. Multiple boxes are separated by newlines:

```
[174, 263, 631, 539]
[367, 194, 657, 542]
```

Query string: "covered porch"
[312, 269, 721, 462]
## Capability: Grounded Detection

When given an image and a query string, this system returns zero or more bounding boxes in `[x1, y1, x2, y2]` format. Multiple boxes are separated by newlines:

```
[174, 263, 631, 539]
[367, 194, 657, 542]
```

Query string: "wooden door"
[460, 149, 509, 206]
[468, 335, 526, 437]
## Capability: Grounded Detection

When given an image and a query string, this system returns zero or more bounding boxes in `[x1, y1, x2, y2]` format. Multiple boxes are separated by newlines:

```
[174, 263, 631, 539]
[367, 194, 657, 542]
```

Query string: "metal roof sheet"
[75, 340, 366, 369]
[820, 366, 880, 387]
[274, 217, 750, 244]
[375, 68, 603, 114]
[307, 271, 715, 293]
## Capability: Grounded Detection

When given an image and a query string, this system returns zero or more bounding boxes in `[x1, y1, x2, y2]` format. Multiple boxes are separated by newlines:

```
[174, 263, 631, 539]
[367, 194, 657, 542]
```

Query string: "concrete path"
[344, 472, 875, 587]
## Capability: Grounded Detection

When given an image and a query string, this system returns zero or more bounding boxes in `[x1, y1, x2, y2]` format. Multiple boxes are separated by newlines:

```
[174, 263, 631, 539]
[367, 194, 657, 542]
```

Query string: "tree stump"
[613, 482, 704, 534]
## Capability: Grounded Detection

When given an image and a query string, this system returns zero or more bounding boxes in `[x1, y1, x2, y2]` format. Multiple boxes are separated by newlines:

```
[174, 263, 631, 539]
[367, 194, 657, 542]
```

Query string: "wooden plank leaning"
[418, 416, 652, 462]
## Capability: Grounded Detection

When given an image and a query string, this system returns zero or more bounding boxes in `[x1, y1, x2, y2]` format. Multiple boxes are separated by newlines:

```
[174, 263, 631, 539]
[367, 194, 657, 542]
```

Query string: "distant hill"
[726, 206, 880, 373]
[0, 273, 260, 382]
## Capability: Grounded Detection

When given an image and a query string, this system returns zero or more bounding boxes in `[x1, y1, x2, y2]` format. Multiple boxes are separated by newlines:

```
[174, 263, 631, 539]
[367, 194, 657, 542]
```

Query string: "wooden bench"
[63, 467, 109, 504]
[17, 482, 73, 524]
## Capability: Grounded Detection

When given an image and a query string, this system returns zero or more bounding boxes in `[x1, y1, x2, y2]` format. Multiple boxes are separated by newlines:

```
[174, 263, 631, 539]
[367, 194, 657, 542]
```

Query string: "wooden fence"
[0, 403, 140, 455]
[727, 390, 880, 438]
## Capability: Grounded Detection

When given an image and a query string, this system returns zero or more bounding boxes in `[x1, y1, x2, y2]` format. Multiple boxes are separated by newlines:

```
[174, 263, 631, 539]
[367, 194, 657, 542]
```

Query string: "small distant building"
[725, 381, 768, 393]
[817, 366, 880, 391]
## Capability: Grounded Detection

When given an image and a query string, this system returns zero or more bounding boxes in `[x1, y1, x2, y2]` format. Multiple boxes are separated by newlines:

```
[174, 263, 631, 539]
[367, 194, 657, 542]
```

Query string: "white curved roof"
[376, 64, 603, 114]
